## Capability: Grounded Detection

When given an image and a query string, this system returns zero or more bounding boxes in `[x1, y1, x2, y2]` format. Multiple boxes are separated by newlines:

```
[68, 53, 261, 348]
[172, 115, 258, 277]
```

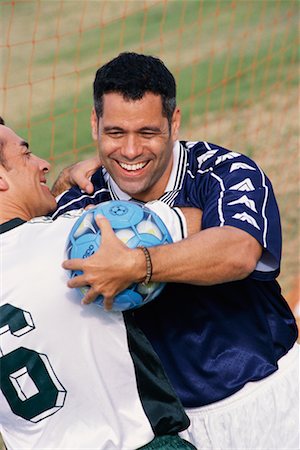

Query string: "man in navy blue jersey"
[52, 53, 299, 449]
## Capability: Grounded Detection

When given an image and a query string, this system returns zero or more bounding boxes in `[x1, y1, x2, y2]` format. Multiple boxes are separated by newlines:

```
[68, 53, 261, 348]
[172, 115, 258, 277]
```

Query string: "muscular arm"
[148, 225, 262, 285]
[63, 208, 262, 309]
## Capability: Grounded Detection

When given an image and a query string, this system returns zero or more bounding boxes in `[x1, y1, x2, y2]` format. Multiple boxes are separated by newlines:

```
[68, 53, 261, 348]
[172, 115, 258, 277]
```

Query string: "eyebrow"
[103, 126, 162, 132]
[103, 126, 123, 132]
[139, 126, 161, 132]
[20, 140, 29, 149]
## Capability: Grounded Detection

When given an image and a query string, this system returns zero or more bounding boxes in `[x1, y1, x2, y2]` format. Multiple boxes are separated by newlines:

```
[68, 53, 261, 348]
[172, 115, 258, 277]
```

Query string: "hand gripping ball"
[66, 200, 173, 311]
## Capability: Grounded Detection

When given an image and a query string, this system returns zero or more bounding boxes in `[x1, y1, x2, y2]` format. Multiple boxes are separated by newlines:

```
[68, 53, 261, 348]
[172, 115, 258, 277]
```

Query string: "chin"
[121, 189, 147, 201]
[117, 180, 149, 197]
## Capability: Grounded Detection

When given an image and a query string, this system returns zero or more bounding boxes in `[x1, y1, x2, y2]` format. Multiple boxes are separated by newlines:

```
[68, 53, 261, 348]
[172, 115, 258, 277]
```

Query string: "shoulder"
[181, 140, 259, 174]
[20, 214, 81, 246]
[180, 141, 273, 199]
[53, 168, 110, 219]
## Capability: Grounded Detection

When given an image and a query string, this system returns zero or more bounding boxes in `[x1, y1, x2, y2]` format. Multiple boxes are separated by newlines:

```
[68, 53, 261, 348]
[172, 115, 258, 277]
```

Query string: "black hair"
[0, 116, 5, 165]
[93, 52, 177, 127]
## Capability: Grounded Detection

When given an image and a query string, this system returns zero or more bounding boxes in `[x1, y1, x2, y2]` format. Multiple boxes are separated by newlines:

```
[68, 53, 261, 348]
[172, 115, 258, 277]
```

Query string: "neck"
[0, 201, 31, 225]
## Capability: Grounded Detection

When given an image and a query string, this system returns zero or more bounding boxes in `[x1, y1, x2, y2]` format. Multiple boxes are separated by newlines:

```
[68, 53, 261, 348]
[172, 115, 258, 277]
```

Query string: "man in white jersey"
[0, 118, 197, 450]
[52, 53, 299, 450]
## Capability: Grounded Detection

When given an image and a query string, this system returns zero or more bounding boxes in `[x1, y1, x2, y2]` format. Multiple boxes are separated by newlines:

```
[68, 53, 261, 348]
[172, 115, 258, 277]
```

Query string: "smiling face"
[91, 92, 181, 202]
[0, 125, 57, 222]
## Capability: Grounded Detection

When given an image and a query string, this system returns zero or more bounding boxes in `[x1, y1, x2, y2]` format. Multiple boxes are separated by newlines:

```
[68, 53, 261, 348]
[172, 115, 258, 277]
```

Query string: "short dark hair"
[0, 116, 6, 165]
[93, 52, 177, 127]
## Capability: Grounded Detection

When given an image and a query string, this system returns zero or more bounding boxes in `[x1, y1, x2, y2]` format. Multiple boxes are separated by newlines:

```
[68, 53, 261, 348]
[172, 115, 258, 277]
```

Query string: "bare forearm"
[63, 208, 262, 309]
[147, 226, 262, 285]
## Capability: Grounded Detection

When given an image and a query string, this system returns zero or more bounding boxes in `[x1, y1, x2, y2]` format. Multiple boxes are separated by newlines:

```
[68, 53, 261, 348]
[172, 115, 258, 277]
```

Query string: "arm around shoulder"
[51, 155, 101, 197]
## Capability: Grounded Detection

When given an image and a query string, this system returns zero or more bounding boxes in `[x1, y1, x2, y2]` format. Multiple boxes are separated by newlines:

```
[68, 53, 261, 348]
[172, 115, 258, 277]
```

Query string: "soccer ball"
[66, 200, 173, 311]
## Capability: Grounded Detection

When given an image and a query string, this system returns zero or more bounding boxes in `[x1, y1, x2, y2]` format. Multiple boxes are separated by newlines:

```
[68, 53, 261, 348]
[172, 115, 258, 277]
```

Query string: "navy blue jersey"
[55, 140, 297, 407]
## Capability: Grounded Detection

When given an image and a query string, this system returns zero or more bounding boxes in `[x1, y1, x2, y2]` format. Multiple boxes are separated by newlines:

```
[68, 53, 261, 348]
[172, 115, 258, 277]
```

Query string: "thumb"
[95, 214, 116, 240]
[83, 180, 94, 194]
[73, 172, 94, 193]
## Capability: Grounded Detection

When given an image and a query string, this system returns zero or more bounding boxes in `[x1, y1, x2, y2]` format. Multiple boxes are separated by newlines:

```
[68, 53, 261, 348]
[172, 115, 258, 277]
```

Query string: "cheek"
[147, 137, 168, 156]
[157, 139, 173, 162]
[98, 137, 118, 158]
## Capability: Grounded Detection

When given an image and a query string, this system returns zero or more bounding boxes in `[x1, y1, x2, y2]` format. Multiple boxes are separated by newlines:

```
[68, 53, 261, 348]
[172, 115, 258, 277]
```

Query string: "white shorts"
[179, 343, 299, 450]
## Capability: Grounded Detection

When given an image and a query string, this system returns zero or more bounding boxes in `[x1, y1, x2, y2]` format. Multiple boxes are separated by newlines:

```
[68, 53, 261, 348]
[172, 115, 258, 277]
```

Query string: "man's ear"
[171, 107, 181, 141]
[0, 175, 9, 191]
[91, 108, 98, 141]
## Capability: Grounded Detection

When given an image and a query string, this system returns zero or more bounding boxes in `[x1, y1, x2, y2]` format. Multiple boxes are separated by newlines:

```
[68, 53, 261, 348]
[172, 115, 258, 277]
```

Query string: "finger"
[95, 215, 116, 239]
[67, 274, 87, 288]
[62, 258, 85, 271]
[85, 204, 96, 211]
[72, 172, 94, 194]
[103, 295, 114, 311]
[82, 287, 99, 305]
[82, 180, 94, 194]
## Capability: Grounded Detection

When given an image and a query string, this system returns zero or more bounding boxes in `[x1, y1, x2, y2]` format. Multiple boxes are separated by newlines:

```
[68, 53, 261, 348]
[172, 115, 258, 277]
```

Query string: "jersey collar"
[0, 217, 26, 234]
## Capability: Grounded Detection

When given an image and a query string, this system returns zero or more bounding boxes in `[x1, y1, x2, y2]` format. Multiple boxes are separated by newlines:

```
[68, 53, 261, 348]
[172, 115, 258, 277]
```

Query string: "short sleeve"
[175, 142, 282, 280]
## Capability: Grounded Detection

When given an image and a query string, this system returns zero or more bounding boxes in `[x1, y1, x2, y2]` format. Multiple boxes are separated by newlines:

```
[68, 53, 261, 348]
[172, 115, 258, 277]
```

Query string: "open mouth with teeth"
[40, 180, 51, 193]
[118, 161, 148, 172]
[40, 179, 49, 187]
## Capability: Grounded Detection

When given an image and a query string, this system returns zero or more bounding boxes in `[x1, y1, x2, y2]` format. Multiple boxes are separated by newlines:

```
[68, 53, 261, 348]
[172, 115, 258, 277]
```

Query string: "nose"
[120, 134, 143, 160]
[36, 155, 51, 173]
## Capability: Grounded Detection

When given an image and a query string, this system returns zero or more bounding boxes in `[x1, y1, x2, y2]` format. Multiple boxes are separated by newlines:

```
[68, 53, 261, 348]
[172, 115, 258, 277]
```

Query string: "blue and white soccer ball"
[66, 200, 173, 311]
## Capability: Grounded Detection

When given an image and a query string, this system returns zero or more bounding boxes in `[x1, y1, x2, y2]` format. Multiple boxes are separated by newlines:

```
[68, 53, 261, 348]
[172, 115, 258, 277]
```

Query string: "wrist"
[133, 247, 153, 284]
[138, 247, 152, 285]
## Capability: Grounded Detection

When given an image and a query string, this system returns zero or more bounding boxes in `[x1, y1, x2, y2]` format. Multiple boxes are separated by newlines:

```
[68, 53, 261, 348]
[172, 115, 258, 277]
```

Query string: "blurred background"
[1, 0, 299, 351]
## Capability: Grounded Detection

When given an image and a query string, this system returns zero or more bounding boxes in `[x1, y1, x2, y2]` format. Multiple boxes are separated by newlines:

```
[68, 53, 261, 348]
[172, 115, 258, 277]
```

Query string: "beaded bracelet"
[138, 246, 152, 285]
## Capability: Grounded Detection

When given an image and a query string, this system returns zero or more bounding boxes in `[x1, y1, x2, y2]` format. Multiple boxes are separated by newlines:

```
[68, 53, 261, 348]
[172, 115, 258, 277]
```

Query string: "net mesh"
[0, 0, 299, 311]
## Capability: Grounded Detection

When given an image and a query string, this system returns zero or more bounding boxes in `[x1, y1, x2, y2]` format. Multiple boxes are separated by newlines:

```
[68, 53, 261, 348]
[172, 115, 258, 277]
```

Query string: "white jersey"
[0, 210, 188, 450]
